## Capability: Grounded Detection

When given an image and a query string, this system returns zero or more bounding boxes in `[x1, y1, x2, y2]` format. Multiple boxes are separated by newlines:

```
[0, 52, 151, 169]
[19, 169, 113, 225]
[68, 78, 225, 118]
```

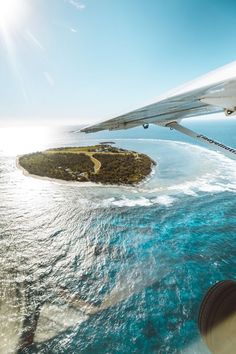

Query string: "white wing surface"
[81, 61, 236, 133]
[80, 61, 236, 159]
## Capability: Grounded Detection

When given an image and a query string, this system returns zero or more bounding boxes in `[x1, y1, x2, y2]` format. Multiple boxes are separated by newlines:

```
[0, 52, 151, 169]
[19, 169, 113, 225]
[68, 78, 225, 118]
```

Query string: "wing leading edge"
[80, 61, 236, 159]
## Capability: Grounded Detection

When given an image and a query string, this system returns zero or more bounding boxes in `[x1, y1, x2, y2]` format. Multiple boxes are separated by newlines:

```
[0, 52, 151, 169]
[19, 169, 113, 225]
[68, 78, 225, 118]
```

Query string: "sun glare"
[0, 126, 53, 156]
[0, 0, 29, 28]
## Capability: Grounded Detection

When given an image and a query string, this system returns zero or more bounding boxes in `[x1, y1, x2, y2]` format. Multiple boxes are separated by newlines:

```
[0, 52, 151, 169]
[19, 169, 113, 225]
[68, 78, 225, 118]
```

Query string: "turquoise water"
[39, 193, 235, 354]
[0, 120, 236, 353]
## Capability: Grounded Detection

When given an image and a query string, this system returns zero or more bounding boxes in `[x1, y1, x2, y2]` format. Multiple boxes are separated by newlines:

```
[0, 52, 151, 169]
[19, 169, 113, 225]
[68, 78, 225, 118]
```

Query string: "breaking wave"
[68, 140, 236, 209]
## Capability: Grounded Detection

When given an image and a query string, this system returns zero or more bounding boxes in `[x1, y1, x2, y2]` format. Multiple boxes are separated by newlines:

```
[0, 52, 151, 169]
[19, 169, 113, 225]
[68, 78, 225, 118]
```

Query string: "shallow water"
[0, 123, 236, 353]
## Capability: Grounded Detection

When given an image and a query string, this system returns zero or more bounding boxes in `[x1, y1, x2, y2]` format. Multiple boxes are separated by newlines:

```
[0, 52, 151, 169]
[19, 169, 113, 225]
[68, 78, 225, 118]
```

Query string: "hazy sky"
[1, 0, 236, 125]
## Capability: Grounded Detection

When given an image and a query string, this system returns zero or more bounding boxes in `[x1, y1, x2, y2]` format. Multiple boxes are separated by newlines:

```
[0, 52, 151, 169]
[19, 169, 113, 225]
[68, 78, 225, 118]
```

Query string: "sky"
[1, 0, 236, 125]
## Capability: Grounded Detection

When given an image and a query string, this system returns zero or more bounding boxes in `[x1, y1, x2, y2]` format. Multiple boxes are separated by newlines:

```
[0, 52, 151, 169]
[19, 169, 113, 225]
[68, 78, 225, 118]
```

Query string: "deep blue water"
[0, 119, 236, 354]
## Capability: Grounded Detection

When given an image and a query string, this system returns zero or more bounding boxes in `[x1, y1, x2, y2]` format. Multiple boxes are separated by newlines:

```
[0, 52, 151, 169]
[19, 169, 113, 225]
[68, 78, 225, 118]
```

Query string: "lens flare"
[0, 0, 29, 29]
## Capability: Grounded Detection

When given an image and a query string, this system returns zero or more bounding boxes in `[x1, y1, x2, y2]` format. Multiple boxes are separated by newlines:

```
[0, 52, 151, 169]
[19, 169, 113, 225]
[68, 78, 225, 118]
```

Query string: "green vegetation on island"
[18, 145, 156, 185]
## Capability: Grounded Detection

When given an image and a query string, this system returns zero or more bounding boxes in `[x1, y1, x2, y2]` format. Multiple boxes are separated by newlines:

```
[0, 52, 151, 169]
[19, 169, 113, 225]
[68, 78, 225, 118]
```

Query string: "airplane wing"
[80, 61, 236, 159]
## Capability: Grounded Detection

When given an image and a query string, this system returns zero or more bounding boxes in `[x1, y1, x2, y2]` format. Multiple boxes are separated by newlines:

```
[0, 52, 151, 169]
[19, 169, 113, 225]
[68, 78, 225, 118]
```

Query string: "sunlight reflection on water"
[0, 126, 57, 156]
[0, 126, 235, 353]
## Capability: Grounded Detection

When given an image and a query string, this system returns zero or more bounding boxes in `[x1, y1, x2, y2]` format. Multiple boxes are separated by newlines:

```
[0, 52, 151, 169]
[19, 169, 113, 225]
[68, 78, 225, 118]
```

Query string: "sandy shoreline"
[16, 156, 157, 188]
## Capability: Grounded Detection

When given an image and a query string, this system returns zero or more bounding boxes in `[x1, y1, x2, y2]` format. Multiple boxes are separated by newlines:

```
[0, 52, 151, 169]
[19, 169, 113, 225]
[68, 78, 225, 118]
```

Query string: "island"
[18, 145, 156, 185]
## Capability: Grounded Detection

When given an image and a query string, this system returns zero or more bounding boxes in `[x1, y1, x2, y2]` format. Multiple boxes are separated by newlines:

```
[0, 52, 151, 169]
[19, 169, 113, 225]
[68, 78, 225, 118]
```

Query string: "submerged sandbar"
[18, 145, 156, 185]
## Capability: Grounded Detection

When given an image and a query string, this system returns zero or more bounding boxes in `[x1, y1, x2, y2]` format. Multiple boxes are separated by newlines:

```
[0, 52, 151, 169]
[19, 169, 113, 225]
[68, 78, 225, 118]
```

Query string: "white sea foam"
[98, 195, 176, 208]
[112, 197, 152, 208]
[151, 195, 176, 206]
[16, 139, 236, 209]
[83, 140, 236, 209]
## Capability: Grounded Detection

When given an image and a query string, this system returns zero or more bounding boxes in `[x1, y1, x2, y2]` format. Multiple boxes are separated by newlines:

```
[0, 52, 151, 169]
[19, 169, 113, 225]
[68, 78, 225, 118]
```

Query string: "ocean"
[0, 119, 236, 354]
